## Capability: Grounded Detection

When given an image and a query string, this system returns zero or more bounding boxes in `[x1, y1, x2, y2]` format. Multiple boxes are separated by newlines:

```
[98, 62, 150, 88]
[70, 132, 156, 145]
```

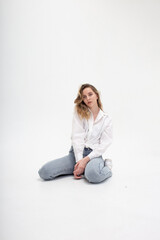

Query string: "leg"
[84, 157, 112, 183]
[38, 147, 76, 180]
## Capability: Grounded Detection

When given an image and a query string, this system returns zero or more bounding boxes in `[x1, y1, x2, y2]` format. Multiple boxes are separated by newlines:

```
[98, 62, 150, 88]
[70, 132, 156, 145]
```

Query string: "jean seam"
[100, 167, 111, 176]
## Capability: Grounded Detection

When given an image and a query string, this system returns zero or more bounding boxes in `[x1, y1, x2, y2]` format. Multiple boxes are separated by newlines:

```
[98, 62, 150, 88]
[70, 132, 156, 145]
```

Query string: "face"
[82, 87, 98, 108]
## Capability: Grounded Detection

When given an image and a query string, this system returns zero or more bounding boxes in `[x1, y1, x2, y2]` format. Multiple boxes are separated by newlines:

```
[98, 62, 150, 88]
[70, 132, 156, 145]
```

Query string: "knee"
[84, 166, 112, 184]
[38, 166, 53, 180]
[84, 167, 101, 183]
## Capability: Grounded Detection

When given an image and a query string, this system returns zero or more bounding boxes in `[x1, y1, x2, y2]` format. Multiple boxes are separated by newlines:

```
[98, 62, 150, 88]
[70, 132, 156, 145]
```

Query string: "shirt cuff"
[87, 151, 96, 160]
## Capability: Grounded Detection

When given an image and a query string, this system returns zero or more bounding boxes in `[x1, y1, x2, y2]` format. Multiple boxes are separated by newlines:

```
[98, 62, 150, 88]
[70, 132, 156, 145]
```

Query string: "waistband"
[70, 146, 92, 151]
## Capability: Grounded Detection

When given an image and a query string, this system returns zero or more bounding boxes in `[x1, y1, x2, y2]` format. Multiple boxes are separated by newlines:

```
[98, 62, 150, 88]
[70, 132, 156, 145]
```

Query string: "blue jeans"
[38, 146, 112, 183]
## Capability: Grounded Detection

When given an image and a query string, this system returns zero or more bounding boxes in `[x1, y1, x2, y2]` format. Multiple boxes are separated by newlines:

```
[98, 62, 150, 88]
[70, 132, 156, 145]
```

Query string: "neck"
[89, 104, 100, 115]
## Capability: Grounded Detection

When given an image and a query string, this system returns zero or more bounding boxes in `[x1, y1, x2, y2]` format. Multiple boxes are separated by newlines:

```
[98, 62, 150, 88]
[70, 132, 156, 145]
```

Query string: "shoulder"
[101, 109, 110, 118]
[72, 106, 84, 122]
[73, 106, 78, 116]
[102, 111, 113, 125]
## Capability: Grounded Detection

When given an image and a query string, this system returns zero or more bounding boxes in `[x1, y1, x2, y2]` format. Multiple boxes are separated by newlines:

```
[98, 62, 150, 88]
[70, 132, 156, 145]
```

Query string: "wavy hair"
[74, 83, 103, 120]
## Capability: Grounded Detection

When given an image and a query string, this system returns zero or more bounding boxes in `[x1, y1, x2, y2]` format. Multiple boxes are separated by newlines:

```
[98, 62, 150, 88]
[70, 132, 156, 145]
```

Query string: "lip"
[88, 102, 92, 104]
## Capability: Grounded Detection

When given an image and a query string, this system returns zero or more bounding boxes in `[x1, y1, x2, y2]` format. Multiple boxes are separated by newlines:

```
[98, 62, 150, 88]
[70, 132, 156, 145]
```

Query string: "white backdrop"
[1, 0, 160, 240]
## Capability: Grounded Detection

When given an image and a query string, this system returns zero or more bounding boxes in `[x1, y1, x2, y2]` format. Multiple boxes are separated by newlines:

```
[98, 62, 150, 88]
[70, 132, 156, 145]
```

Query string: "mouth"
[88, 102, 92, 104]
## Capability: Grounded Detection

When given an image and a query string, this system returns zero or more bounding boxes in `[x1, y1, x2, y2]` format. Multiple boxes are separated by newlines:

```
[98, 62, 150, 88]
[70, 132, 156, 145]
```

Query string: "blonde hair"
[74, 83, 103, 120]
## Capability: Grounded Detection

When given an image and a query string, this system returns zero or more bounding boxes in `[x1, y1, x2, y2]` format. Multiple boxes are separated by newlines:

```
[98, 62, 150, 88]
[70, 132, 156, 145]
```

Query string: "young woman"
[38, 83, 113, 183]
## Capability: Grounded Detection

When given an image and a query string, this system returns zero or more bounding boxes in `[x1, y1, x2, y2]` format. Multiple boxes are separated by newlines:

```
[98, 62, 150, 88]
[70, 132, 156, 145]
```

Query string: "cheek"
[93, 95, 97, 101]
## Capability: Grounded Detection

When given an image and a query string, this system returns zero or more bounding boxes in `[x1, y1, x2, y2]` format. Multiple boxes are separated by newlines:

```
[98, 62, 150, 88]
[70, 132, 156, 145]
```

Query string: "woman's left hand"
[73, 165, 84, 179]
[73, 157, 89, 179]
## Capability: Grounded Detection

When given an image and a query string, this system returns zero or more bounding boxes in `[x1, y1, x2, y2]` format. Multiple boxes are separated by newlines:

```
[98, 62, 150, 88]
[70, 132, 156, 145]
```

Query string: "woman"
[38, 83, 113, 183]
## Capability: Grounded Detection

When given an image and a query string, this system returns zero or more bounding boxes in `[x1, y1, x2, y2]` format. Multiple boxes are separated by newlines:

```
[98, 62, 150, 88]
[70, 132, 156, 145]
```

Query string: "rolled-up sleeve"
[71, 109, 85, 162]
[87, 117, 113, 160]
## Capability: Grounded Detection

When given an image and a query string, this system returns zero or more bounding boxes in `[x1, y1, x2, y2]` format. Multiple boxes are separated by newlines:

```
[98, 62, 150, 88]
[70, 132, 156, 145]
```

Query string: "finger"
[74, 174, 82, 179]
[73, 169, 80, 175]
[75, 172, 83, 178]
[73, 170, 79, 176]
[74, 163, 79, 170]
[73, 170, 82, 179]
[74, 168, 84, 176]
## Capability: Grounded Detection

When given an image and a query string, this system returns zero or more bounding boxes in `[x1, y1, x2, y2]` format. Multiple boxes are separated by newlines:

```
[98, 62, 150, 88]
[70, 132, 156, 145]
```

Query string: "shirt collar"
[88, 108, 106, 123]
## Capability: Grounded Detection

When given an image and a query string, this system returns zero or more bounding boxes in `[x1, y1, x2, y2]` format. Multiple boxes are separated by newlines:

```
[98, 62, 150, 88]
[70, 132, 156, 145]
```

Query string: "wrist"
[83, 156, 90, 164]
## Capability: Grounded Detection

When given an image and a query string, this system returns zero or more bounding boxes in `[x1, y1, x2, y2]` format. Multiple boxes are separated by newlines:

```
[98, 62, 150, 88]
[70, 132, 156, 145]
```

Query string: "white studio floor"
[1, 147, 160, 240]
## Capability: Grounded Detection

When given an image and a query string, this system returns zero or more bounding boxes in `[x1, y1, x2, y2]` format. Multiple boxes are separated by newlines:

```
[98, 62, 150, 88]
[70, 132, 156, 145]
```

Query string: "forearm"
[83, 156, 90, 164]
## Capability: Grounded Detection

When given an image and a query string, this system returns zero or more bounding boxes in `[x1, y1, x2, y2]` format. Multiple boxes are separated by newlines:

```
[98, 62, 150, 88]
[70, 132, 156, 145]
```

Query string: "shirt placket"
[86, 113, 94, 143]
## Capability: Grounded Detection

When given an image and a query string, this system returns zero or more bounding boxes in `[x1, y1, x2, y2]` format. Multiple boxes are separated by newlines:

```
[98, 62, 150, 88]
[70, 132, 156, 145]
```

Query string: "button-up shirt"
[71, 106, 113, 162]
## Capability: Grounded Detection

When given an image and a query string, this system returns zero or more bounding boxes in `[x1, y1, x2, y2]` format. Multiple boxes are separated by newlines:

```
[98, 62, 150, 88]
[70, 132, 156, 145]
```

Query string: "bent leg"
[84, 157, 112, 183]
[38, 149, 76, 180]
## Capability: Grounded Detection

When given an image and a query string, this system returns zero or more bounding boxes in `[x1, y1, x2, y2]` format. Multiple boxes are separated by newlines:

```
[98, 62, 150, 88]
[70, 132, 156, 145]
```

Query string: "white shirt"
[71, 106, 113, 162]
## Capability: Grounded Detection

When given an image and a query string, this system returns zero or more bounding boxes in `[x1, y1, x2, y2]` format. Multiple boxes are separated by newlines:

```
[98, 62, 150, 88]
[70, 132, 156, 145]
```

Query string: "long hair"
[74, 83, 103, 120]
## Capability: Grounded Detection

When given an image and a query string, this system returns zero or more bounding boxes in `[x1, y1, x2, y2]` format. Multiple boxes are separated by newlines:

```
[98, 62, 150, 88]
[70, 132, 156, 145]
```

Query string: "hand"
[73, 165, 84, 179]
[73, 157, 90, 179]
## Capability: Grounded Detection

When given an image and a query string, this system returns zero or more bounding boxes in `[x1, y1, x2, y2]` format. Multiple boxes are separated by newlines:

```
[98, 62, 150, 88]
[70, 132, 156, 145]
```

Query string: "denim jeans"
[38, 146, 112, 184]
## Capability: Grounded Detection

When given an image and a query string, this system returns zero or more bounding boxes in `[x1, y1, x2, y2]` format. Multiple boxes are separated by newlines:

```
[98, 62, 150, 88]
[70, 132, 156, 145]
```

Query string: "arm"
[71, 108, 86, 163]
[73, 155, 90, 179]
[87, 117, 113, 160]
